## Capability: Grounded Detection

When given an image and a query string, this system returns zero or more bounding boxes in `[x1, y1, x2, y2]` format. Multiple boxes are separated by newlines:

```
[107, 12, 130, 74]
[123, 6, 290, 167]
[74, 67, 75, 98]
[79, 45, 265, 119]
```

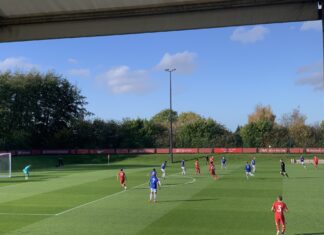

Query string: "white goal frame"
[0, 153, 12, 178]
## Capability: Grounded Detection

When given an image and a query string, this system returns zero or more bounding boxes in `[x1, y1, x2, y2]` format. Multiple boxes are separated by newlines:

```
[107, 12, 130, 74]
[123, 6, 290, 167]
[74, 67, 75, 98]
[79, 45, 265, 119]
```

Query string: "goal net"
[0, 153, 11, 178]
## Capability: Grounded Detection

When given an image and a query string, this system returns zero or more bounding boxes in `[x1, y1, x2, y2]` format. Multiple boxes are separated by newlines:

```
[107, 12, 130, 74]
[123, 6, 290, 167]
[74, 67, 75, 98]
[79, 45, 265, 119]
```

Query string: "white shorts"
[150, 188, 157, 193]
[181, 166, 185, 171]
[246, 172, 252, 176]
[161, 169, 165, 173]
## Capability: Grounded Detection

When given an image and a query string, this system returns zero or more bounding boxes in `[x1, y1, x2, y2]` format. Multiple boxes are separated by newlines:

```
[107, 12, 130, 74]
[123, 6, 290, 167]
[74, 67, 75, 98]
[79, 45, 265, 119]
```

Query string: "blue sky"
[0, 21, 323, 130]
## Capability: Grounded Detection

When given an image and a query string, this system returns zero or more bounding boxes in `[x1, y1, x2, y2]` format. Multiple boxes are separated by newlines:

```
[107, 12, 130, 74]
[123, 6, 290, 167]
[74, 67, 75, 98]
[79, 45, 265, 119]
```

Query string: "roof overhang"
[0, 0, 320, 42]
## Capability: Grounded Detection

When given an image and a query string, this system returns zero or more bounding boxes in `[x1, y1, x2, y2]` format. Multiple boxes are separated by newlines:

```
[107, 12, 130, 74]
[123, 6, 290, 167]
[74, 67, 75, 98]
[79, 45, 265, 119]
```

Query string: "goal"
[0, 153, 12, 178]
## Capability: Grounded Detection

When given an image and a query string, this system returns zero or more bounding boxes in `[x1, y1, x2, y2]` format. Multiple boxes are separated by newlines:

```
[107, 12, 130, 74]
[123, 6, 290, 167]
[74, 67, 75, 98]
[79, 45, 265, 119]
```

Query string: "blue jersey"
[222, 158, 226, 164]
[251, 159, 255, 166]
[181, 160, 185, 167]
[149, 176, 159, 189]
[161, 163, 166, 170]
[300, 156, 304, 162]
[245, 164, 251, 172]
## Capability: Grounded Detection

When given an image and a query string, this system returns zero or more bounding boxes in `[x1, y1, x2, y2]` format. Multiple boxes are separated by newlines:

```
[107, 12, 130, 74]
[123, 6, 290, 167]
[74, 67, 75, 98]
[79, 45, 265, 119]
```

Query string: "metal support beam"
[0, 0, 319, 42]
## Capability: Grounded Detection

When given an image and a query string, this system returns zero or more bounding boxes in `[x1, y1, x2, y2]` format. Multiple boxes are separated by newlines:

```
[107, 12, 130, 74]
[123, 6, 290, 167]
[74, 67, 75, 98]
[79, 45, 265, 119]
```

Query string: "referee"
[280, 159, 289, 178]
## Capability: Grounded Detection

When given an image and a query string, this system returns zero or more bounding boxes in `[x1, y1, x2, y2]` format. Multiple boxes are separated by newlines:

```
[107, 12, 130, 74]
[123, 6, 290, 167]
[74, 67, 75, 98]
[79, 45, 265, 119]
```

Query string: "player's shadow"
[295, 233, 324, 235]
[255, 177, 282, 180]
[159, 198, 218, 203]
[132, 182, 194, 190]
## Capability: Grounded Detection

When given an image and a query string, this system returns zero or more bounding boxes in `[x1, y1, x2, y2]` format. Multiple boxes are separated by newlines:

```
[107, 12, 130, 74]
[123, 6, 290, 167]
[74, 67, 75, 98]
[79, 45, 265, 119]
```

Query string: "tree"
[320, 121, 324, 146]
[248, 104, 276, 124]
[177, 112, 202, 126]
[119, 119, 151, 148]
[0, 71, 90, 149]
[2, 71, 321, 150]
[89, 119, 120, 148]
[281, 108, 306, 127]
[240, 120, 274, 147]
[268, 125, 290, 147]
[151, 109, 178, 126]
[241, 105, 276, 147]
[281, 108, 311, 147]
[176, 118, 231, 147]
[231, 126, 243, 147]
[321, 120, 324, 130]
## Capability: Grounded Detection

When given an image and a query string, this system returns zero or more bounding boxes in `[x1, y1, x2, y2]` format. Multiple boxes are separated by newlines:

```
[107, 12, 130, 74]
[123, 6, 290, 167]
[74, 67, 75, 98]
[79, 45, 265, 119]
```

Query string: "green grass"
[0, 154, 323, 234]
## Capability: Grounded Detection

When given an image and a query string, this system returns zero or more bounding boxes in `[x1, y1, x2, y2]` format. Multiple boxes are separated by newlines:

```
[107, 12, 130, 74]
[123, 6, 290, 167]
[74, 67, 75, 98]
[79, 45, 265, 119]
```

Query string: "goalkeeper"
[22, 165, 31, 180]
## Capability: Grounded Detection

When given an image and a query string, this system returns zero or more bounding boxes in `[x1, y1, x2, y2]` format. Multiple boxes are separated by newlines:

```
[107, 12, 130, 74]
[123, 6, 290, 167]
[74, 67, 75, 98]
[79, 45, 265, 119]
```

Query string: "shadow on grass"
[0, 174, 60, 183]
[134, 181, 189, 190]
[60, 164, 157, 172]
[159, 198, 218, 203]
[255, 177, 285, 180]
[11, 154, 156, 171]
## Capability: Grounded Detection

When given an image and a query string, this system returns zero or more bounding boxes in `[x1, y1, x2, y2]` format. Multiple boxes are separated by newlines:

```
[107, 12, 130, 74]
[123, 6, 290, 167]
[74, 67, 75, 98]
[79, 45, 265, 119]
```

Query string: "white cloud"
[98, 66, 151, 94]
[68, 68, 90, 77]
[296, 62, 324, 91]
[155, 51, 196, 74]
[0, 57, 38, 71]
[68, 58, 78, 64]
[230, 25, 269, 44]
[300, 21, 321, 31]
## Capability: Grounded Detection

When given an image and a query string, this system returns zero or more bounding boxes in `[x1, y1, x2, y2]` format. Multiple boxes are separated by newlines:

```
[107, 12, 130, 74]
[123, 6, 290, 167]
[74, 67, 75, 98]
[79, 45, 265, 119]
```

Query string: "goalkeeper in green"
[22, 165, 31, 180]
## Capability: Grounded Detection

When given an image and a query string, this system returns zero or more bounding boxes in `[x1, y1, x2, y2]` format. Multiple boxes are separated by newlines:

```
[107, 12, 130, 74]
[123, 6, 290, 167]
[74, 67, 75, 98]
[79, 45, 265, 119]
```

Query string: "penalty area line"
[55, 172, 196, 216]
[55, 181, 148, 216]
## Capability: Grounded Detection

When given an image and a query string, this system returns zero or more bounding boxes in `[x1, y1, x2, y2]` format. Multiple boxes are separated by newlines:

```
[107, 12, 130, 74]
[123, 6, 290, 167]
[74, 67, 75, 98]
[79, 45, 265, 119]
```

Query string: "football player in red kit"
[194, 159, 200, 175]
[117, 168, 127, 190]
[313, 155, 319, 169]
[209, 161, 219, 180]
[271, 195, 288, 235]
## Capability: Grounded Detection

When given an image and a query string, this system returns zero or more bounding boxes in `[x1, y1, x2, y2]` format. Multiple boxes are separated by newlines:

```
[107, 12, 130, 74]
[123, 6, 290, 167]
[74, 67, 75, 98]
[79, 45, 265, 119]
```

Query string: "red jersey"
[272, 201, 287, 218]
[314, 156, 319, 164]
[209, 157, 215, 163]
[195, 161, 200, 169]
[119, 171, 125, 180]
[209, 164, 215, 174]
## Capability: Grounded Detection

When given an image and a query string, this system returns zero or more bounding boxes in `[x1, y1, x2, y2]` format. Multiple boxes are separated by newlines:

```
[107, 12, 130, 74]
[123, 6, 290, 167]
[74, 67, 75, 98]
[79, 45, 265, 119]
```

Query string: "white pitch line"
[0, 177, 196, 217]
[0, 212, 55, 216]
[56, 172, 196, 216]
[184, 176, 196, 185]
[55, 182, 148, 216]
[161, 175, 196, 188]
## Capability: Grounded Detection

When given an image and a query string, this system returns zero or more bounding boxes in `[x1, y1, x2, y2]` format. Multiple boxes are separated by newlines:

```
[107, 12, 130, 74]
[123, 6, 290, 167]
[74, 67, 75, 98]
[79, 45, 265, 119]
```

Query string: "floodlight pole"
[165, 68, 176, 163]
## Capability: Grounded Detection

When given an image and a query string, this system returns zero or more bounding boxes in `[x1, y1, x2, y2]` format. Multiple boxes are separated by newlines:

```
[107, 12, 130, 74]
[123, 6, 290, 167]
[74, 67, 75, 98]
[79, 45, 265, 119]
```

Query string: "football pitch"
[0, 154, 323, 235]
